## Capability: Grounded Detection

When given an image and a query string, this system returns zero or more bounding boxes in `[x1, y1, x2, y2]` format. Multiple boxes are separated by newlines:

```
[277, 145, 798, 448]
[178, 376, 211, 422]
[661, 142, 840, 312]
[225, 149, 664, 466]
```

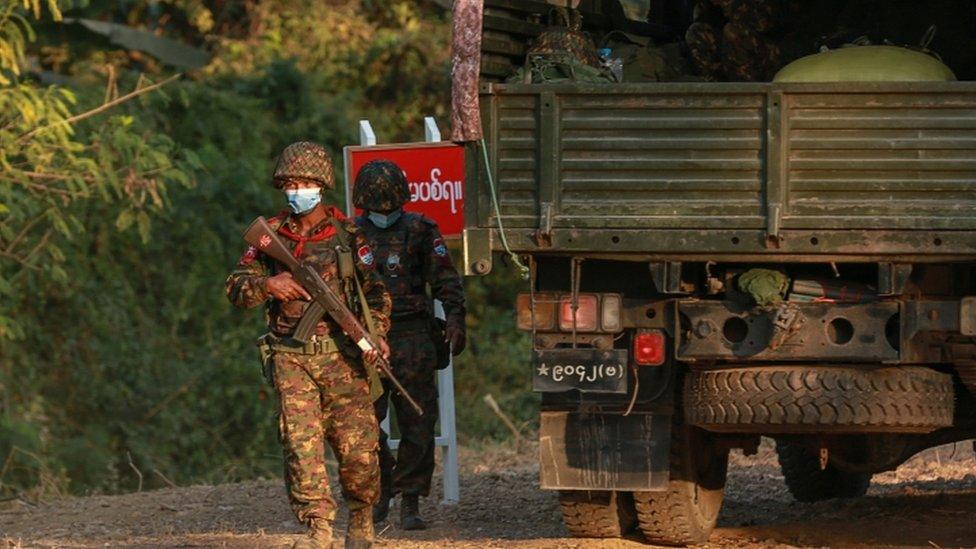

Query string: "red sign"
[344, 142, 465, 237]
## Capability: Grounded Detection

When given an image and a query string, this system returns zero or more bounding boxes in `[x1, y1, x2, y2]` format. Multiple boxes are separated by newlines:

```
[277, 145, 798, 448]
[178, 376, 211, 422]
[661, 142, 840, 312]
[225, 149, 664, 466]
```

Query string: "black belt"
[261, 333, 341, 355]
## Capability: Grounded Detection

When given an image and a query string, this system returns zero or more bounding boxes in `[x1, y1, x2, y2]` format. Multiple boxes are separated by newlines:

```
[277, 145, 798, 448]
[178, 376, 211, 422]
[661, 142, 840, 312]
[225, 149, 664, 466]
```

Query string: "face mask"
[285, 188, 321, 214]
[368, 210, 402, 229]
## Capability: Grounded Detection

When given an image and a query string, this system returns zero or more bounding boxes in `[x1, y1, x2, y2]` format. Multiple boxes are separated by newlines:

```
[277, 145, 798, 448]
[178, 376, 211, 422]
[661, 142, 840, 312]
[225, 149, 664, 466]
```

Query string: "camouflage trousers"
[374, 327, 440, 498]
[273, 349, 380, 527]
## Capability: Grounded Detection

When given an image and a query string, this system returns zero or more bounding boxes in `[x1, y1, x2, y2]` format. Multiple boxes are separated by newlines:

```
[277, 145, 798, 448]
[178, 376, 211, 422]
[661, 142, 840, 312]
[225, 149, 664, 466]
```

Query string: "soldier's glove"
[445, 323, 466, 356]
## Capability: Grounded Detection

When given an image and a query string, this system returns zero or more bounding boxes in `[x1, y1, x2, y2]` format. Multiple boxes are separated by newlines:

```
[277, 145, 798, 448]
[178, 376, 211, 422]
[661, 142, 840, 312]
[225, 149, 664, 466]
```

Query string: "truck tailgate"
[466, 82, 976, 261]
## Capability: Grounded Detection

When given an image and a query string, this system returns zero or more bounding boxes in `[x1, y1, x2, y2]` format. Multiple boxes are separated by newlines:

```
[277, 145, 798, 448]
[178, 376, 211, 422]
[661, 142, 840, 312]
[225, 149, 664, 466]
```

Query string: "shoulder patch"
[433, 237, 448, 257]
[239, 245, 259, 265]
[357, 244, 375, 266]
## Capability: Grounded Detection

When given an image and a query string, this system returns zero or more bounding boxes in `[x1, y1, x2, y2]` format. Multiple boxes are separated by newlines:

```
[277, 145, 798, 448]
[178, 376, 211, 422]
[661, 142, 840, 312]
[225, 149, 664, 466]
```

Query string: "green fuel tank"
[773, 45, 956, 82]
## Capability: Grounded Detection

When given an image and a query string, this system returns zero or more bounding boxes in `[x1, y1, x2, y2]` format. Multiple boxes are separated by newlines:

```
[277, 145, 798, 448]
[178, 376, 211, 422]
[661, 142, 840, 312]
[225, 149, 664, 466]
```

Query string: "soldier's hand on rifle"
[364, 337, 390, 363]
[446, 324, 466, 355]
[265, 272, 312, 301]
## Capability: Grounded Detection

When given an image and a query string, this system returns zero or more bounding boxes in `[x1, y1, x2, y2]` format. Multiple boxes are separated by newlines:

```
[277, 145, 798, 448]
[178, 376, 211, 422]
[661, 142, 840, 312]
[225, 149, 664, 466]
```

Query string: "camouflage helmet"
[272, 141, 335, 189]
[352, 159, 410, 211]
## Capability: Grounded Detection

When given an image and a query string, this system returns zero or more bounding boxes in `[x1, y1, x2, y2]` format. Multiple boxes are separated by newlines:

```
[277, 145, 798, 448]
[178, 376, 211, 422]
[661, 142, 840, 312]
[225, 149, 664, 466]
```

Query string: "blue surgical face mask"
[368, 210, 402, 229]
[285, 188, 321, 214]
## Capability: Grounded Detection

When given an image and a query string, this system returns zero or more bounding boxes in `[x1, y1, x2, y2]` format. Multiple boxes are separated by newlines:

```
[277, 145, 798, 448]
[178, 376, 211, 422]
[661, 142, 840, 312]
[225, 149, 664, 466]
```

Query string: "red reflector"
[558, 294, 598, 331]
[634, 330, 666, 366]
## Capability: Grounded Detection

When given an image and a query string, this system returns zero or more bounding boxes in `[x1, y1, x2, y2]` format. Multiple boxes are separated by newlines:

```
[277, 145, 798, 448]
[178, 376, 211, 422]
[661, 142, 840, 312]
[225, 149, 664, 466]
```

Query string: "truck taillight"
[601, 294, 621, 332]
[516, 292, 557, 330]
[633, 329, 666, 366]
[559, 294, 598, 331]
[517, 292, 623, 333]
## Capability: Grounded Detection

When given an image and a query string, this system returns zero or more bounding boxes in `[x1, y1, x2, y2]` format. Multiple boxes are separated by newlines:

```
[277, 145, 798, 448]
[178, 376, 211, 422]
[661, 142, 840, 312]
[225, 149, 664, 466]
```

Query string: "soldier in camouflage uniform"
[685, 0, 784, 81]
[685, 0, 725, 80]
[225, 142, 392, 549]
[351, 159, 466, 530]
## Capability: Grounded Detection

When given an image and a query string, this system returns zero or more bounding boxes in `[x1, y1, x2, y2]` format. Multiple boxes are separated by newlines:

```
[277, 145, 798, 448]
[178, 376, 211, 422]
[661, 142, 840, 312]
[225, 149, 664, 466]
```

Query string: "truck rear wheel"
[683, 366, 954, 434]
[633, 422, 728, 546]
[775, 439, 872, 502]
[557, 490, 636, 538]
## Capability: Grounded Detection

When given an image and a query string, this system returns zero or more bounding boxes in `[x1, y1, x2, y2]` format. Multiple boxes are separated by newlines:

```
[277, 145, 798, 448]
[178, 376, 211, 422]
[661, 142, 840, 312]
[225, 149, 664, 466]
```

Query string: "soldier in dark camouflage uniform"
[351, 159, 466, 530]
[226, 142, 392, 549]
[685, 0, 784, 81]
[685, 0, 725, 80]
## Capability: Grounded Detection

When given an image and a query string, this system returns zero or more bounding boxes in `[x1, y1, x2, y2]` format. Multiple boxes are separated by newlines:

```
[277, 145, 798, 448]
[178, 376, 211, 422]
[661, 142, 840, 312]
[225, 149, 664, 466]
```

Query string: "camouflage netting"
[272, 141, 335, 189]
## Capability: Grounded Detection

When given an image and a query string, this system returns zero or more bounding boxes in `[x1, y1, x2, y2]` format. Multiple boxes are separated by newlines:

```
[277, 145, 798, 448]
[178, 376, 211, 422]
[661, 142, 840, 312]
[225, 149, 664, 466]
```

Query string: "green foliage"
[0, 414, 67, 496]
[1, 0, 200, 494]
[208, 0, 452, 142]
[1, 64, 358, 494]
[67, 18, 210, 69]
[0, 0, 196, 340]
[454, 266, 535, 441]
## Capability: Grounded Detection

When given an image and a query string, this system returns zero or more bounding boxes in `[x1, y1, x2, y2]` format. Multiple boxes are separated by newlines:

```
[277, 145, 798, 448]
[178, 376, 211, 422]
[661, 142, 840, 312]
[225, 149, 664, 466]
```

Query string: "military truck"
[457, 1, 976, 545]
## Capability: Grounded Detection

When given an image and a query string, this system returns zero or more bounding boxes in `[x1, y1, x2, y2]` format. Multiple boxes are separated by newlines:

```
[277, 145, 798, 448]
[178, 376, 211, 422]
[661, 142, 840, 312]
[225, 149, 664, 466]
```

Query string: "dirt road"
[2, 440, 974, 548]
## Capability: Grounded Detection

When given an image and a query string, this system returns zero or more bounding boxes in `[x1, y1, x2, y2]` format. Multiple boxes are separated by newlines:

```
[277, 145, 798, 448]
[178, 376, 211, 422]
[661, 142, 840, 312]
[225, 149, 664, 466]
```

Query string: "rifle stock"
[243, 216, 423, 415]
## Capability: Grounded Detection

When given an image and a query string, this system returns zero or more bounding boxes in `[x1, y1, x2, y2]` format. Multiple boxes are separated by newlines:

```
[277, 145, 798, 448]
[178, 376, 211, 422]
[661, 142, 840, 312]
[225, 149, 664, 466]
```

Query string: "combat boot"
[345, 508, 374, 548]
[400, 494, 426, 531]
[372, 490, 391, 523]
[291, 519, 332, 549]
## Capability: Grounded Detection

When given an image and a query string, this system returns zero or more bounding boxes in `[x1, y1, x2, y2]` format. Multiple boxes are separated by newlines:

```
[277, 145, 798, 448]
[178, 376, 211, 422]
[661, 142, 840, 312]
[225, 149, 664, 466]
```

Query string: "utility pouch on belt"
[256, 334, 275, 386]
[430, 316, 451, 370]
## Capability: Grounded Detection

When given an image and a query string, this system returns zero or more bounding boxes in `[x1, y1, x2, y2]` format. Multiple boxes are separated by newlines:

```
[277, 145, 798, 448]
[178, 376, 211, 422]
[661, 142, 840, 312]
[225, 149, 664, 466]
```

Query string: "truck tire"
[557, 490, 636, 538]
[633, 422, 728, 546]
[775, 439, 872, 502]
[683, 366, 954, 434]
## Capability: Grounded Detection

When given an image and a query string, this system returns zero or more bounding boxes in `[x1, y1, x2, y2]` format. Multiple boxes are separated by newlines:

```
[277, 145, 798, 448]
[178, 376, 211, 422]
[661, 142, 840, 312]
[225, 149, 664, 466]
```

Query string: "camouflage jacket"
[225, 207, 391, 339]
[354, 212, 465, 331]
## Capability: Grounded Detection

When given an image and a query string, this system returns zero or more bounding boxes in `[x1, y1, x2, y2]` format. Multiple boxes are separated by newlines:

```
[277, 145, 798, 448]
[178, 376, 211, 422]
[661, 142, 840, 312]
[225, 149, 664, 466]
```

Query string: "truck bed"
[463, 82, 976, 267]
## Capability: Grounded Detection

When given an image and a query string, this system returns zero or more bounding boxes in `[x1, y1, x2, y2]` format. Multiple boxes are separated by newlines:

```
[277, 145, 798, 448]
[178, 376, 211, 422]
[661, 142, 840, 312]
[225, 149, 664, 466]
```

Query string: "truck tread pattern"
[558, 490, 635, 538]
[633, 489, 710, 546]
[684, 366, 954, 433]
[633, 423, 726, 546]
[774, 440, 872, 502]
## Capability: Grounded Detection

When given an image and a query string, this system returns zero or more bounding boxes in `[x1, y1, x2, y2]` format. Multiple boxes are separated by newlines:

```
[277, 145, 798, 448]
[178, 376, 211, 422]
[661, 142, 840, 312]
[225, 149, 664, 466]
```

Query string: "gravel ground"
[1, 439, 974, 548]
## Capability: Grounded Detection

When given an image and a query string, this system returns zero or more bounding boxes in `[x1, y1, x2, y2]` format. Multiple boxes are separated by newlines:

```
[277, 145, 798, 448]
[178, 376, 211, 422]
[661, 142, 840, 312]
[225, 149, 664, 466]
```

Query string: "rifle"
[244, 216, 423, 415]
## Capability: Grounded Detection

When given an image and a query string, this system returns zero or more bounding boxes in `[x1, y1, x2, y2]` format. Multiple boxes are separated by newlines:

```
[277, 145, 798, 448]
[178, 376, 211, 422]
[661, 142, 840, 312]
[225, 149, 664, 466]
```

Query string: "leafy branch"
[18, 73, 181, 143]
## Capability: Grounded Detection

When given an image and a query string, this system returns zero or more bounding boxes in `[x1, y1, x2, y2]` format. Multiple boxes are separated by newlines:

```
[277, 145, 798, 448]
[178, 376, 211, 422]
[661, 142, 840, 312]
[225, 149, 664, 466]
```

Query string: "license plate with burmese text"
[532, 349, 628, 394]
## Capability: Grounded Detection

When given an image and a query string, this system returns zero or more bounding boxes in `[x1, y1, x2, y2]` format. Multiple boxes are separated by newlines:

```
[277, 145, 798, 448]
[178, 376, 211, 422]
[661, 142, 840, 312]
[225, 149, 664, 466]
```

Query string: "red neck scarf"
[275, 206, 346, 258]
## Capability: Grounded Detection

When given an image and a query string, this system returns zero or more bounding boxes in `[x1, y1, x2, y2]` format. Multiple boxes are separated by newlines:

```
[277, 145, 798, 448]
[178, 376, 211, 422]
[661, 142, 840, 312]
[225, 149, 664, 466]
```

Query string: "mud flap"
[539, 411, 671, 491]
